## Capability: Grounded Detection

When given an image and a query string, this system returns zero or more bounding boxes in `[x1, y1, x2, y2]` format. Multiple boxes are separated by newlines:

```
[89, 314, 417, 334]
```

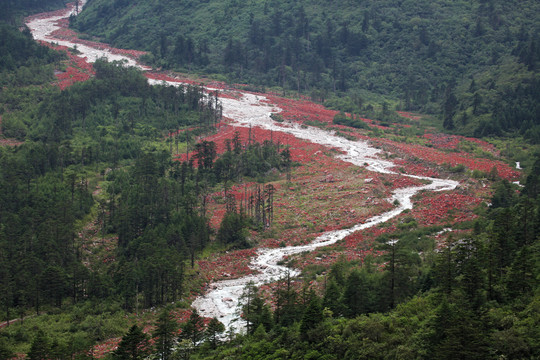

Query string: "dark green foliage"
[154, 309, 178, 360]
[299, 293, 323, 342]
[428, 296, 490, 360]
[333, 111, 368, 129]
[524, 157, 540, 199]
[205, 317, 225, 349]
[112, 325, 152, 360]
[180, 310, 205, 347]
[217, 212, 249, 248]
[273, 273, 302, 327]
[213, 133, 291, 183]
[0, 24, 63, 86]
[0, 0, 65, 23]
[241, 283, 274, 335]
[72, 0, 539, 128]
[0, 337, 14, 360]
[27, 330, 50, 360]
[0, 58, 225, 321]
[186, 162, 539, 359]
[322, 277, 343, 317]
[2, 3, 540, 357]
[0, 145, 94, 315]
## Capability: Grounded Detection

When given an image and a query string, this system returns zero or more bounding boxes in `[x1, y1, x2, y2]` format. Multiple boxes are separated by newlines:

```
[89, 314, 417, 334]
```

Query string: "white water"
[192, 94, 458, 332]
[26, 3, 459, 333]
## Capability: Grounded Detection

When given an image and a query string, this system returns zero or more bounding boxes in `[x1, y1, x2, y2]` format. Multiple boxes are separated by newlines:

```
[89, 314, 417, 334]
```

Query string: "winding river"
[26, 1, 459, 333]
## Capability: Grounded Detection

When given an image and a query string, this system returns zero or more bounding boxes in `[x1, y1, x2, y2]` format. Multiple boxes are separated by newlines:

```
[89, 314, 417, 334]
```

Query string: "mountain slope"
[73, 1, 537, 104]
[0, 0, 65, 23]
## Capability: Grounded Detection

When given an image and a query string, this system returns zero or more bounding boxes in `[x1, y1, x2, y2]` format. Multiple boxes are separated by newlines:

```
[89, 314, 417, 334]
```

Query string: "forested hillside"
[0, 24, 65, 87]
[0, 0, 65, 23]
[72, 0, 540, 138]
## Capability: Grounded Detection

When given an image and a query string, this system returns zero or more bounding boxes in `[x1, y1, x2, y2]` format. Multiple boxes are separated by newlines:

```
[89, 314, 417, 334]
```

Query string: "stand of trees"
[0, 57, 226, 322]
[0, 0, 65, 23]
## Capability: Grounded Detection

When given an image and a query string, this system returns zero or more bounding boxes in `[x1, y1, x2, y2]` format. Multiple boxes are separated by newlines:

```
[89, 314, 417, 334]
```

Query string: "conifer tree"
[154, 309, 178, 360]
[27, 330, 50, 360]
[205, 317, 225, 349]
[180, 310, 205, 347]
[112, 325, 151, 360]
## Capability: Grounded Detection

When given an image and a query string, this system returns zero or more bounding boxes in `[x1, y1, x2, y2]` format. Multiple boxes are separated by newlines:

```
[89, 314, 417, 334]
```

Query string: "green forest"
[1, 0, 539, 359]
[71, 0, 540, 140]
[0, 0, 65, 23]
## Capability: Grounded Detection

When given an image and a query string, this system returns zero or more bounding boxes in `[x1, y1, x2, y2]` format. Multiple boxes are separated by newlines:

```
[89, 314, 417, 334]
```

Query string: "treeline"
[2, 58, 220, 146]
[183, 159, 540, 359]
[95, 159, 540, 359]
[103, 132, 291, 310]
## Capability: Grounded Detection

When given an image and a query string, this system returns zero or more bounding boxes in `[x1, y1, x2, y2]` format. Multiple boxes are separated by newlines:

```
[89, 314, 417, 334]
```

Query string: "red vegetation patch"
[40, 41, 94, 89]
[392, 159, 440, 178]
[24, 1, 78, 21]
[411, 192, 482, 226]
[265, 95, 338, 124]
[391, 174, 426, 189]
[424, 133, 460, 150]
[397, 111, 422, 121]
[91, 337, 121, 359]
[198, 248, 258, 284]
[424, 133, 499, 155]
[174, 123, 333, 164]
[205, 182, 262, 229]
[170, 308, 193, 325]
[376, 138, 519, 180]
[267, 168, 399, 248]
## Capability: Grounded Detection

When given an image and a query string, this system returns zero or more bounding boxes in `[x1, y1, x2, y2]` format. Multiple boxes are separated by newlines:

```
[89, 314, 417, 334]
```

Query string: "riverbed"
[26, 1, 458, 333]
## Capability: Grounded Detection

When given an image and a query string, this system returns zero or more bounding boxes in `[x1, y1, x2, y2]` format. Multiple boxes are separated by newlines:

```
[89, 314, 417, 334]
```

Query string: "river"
[26, 1, 459, 333]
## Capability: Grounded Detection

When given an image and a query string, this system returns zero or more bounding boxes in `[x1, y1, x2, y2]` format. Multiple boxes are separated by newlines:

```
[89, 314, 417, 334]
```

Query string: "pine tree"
[27, 330, 50, 360]
[323, 277, 343, 317]
[154, 309, 178, 360]
[112, 325, 152, 360]
[300, 293, 323, 342]
[0, 338, 14, 360]
[205, 317, 225, 349]
[180, 310, 204, 347]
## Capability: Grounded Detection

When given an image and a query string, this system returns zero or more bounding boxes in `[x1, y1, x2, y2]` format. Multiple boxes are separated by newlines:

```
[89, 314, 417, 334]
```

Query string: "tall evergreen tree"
[205, 318, 225, 349]
[154, 309, 178, 360]
[112, 325, 152, 360]
[27, 330, 50, 360]
[180, 310, 205, 347]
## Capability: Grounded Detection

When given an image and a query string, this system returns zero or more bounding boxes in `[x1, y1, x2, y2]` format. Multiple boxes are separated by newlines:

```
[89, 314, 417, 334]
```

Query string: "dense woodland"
[0, 1, 539, 359]
[72, 0, 540, 140]
[0, 0, 65, 23]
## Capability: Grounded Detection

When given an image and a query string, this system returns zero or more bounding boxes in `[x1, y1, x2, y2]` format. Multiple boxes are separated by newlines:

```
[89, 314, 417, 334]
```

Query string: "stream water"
[26, 2, 459, 333]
